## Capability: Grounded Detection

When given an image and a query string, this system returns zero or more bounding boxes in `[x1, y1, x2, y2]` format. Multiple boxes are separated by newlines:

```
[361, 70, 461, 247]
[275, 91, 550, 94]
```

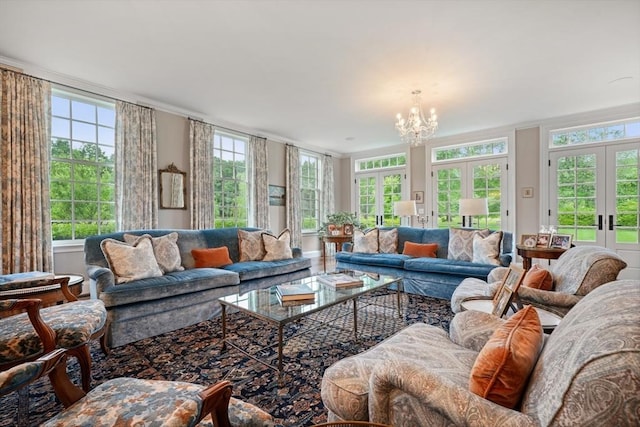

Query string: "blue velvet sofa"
[336, 227, 512, 300]
[84, 227, 311, 347]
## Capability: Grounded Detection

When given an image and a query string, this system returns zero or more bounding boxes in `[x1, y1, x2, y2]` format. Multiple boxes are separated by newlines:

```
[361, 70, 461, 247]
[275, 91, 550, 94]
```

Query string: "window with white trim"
[50, 89, 116, 241]
[550, 117, 640, 148]
[213, 131, 249, 227]
[300, 151, 322, 232]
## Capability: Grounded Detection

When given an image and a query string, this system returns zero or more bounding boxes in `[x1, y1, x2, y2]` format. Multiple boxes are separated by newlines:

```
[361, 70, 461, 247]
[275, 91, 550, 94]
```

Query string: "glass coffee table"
[218, 272, 402, 373]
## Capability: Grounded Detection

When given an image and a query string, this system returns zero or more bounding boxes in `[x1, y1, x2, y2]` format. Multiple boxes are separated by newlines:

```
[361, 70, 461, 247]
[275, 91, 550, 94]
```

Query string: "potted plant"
[318, 211, 361, 236]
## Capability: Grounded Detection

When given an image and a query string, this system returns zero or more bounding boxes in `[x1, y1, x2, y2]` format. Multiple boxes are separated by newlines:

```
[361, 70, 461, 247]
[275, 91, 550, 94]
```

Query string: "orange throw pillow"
[469, 305, 544, 408]
[522, 264, 553, 290]
[402, 242, 438, 258]
[191, 247, 233, 268]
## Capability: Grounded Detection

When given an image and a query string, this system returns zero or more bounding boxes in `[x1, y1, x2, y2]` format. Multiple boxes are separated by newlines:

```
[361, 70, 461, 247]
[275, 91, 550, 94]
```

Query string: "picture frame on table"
[536, 233, 551, 248]
[550, 233, 572, 249]
[342, 224, 354, 235]
[492, 264, 525, 318]
[520, 234, 538, 248]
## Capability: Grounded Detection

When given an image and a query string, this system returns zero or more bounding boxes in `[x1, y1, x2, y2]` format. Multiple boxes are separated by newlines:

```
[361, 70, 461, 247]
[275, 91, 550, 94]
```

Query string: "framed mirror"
[159, 163, 187, 209]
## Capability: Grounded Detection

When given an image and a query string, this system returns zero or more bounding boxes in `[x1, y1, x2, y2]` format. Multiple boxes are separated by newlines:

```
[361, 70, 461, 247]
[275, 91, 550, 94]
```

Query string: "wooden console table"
[321, 234, 353, 272]
[516, 245, 567, 271]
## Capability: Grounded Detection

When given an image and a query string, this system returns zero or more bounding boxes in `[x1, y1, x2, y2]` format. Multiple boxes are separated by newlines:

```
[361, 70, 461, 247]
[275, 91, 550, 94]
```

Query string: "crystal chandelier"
[395, 90, 438, 146]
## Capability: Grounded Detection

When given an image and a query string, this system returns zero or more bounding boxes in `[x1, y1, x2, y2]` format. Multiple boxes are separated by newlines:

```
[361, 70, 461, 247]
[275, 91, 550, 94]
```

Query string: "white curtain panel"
[321, 154, 335, 223]
[0, 71, 52, 273]
[286, 145, 302, 248]
[249, 136, 269, 229]
[115, 101, 158, 230]
[189, 119, 215, 229]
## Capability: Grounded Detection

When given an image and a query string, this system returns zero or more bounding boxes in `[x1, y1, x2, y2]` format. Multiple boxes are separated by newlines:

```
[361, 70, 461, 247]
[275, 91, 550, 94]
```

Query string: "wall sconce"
[459, 198, 488, 228]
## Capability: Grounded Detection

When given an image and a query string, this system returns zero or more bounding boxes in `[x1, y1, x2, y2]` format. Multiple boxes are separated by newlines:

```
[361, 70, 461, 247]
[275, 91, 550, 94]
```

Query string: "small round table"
[321, 234, 353, 272]
[516, 245, 566, 271]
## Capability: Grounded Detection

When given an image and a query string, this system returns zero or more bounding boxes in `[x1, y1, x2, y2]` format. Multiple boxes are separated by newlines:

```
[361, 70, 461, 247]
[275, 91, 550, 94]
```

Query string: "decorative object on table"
[319, 211, 360, 236]
[549, 233, 572, 249]
[395, 89, 438, 146]
[411, 190, 424, 203]
[535, 233, 551, 248]
[342, 224, 354, 235]
[275, 283, 315, 302]
[317, 273, 364, 289]
[492, 264, 525, 317]
[393, 200, 417, 226]
[158, 163, 187, 209]
[520, 234, 538, 248]
[268, 184, 286, 206]
[459, 198, 488, 228]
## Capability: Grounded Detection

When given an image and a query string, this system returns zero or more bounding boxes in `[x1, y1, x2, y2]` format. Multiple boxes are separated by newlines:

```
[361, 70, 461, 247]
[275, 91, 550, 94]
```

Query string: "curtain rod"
[187, 117, 265, 140]
[285, 143, 332, 158]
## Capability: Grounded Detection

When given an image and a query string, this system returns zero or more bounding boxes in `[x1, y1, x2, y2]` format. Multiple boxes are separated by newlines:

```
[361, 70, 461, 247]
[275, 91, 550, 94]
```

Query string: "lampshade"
[394, 200, 417, 217]
[459, 198, 488, 216]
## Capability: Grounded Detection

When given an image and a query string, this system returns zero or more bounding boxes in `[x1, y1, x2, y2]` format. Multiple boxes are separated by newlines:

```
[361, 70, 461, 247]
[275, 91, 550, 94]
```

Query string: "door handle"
[598, 214, 603, 230]
[609, 215, 614, 231]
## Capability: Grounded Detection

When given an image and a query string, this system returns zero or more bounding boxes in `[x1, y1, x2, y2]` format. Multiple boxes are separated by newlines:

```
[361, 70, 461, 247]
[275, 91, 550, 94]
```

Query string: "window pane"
[72, 100, 96, 122]
[97, 106, 115, 126]
[72, 121, 96, 143]
[52, 96, 70, 118]
[52, 117, 70, 139]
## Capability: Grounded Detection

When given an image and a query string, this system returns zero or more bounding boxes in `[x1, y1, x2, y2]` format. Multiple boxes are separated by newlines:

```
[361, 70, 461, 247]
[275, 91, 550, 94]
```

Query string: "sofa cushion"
[348, 253, 410, 269]
[124, 232, 184, 273]
[448, 228, 490, 262]
[472, 231, 503, 266]
[262, 229, 293, 261]
[404, 257, 496, 278]
[238, 229, 266, 261]
[522, 264, 553, 290]
[223, 258, 311, 282]
[378, 228, 398, 254]
[101, 236, 163, 284]
[469, 305, 544, 409]
[353, 228, 379, 253]
[191, 247, 233, 268]
[403, 242, 438, 258]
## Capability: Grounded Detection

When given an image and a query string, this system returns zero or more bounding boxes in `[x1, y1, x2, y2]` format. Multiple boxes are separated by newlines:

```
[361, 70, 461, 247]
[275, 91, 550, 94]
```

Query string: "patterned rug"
[0, 290, 453, 426]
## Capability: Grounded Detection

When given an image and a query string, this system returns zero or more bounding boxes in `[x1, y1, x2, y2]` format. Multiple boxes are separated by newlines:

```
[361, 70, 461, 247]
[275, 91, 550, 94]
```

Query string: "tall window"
[50, 89, 116, 241]
[300, 152, 322, 232]
[213, 131, 249, 227]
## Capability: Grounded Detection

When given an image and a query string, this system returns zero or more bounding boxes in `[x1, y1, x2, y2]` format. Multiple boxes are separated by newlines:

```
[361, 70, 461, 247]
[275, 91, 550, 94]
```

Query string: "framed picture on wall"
[411, 191, 424, 204]
[268, 185, 286, 206]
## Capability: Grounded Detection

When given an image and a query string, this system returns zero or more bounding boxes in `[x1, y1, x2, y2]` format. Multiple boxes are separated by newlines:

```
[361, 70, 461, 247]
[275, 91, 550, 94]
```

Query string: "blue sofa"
[336, 227, 512, 300]
[84, 227, 311, 347]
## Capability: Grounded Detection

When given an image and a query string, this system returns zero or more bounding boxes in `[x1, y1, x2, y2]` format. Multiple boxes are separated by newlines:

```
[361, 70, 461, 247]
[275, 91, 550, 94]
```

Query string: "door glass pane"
[358, 176, 377, 228]
[556, 154, 598, 242]
[615, 149, 639, 244]
[473, 163, 502, 229]
[382, 173, 402, 226]
[435, 167, 461, 228]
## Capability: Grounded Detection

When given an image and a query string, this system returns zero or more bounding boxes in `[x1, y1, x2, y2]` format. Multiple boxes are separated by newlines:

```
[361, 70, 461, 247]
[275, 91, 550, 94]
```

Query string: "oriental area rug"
[0, 290, 453, 426]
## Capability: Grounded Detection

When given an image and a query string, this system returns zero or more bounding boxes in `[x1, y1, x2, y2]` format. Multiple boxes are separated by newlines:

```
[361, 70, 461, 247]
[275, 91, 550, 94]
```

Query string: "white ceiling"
[1, 0, 639, 154]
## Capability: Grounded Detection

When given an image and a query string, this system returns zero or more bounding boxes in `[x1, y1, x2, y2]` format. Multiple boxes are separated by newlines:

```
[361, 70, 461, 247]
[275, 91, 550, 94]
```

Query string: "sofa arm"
[292, 247, 303, 258]
[341, 242, 353, 252]
[86, 264, 115, 298]
[369, 360, 536, 427]
[517, 286, 581, 313]
[449, 310, 505, 352]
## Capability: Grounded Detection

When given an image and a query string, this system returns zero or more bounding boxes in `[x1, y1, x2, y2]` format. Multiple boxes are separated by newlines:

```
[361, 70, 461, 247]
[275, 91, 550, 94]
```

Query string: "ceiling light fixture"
[395, 90, 438, 146]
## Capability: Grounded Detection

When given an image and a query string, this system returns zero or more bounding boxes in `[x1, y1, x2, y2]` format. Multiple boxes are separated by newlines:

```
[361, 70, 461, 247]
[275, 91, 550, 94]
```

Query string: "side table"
[321, 234, 353, 272]
[0, 274, 84, 310]
[516, 245, 566, 271]
[460, 298, 562, 333]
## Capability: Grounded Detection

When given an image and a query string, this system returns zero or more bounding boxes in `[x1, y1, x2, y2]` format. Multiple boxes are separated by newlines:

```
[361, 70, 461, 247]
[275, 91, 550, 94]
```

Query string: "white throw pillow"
[238, 229, 266, 261]
[124, 232, 184, 273]
[262, 229, 293, 261]
[378, 228, 398, 254]
[101, 236, 163, 284]
[472, 231, 503, 265]
[448, 228, 490, 262]
[352, 228, 379, 253]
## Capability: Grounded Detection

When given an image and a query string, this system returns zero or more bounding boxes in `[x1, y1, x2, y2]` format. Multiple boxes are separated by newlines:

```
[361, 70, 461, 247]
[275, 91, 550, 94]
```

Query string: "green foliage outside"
[213, 155, 248, 228]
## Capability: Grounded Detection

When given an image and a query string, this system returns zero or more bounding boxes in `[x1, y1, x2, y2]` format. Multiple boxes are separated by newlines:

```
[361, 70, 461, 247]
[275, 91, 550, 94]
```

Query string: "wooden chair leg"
[67, 344, 92, 392]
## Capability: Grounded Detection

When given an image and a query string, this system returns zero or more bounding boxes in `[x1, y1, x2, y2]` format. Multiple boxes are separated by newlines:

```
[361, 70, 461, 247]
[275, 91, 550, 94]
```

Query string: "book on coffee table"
[275, 283, 315, 301]
[317, 273, 364, 289]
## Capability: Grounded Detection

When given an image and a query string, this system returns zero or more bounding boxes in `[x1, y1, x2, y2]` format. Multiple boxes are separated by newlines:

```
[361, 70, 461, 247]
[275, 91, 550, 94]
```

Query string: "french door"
[549, 141, 639, 279]
[356, 170, 406, 228]
[431, 158, 508, 229]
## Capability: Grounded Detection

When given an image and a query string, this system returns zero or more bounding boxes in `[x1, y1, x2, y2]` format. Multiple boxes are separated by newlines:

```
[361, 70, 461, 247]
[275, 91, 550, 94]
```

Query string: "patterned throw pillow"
[522, 264, 553, 290]
[262, 229, 293, 261]
[402, 242, 438, 258]
[352, 228, 379, 253]
[238, 229, 266, 261]
[469, 305, 544, 408]
[378, 228, 398, 254]
[124, 232, 184, 273]
[448, 228, 490, 262]
[472, 231, 503, 265]
[101, 236, 163, 284]
[191, 247, 233, 268]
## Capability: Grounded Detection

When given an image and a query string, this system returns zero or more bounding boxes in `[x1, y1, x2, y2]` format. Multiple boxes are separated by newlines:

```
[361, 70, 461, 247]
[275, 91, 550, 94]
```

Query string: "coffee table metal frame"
[218, 272, 402, 373]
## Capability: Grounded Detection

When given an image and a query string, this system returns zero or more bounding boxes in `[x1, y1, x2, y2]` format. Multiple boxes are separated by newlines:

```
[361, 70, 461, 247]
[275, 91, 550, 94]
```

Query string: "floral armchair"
[451, 245, 627, 315]
[321, 279, 639, 425]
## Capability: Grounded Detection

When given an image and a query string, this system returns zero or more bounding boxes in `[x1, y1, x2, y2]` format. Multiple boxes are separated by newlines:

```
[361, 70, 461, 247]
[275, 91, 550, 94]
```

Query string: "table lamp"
[393, 200, 417, 226]
[459, 198, 488, 228]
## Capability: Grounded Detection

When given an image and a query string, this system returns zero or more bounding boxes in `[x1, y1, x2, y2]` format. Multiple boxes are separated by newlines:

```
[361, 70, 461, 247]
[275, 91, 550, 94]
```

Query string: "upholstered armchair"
[451, 245, 627, 315]
[0, 349, 277, 427]
[321, 279, 639, 425]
